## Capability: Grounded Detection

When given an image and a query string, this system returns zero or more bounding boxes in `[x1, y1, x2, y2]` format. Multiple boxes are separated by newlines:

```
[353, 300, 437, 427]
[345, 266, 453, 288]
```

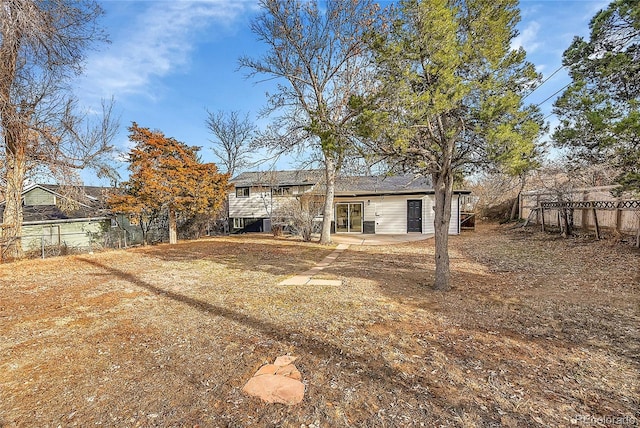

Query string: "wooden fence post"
[557, 211, 562, 234]
[592, 203, 600, 240]
[582, 191, 589, 229]
[541, 207, 545, 232]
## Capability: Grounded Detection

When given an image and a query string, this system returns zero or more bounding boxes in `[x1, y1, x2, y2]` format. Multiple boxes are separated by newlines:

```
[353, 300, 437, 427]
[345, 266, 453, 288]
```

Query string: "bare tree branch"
[205, 109, 255, 178]
[0, 0, 116, 259]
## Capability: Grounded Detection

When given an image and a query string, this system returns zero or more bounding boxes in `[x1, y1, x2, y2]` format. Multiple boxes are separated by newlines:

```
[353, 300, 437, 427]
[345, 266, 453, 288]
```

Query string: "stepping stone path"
[242, 356, 305, 405]
[278, 244, 349, 286]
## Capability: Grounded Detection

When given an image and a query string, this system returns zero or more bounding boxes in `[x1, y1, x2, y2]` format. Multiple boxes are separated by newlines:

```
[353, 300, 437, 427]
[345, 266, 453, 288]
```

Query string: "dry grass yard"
[1, 224, 638, 427]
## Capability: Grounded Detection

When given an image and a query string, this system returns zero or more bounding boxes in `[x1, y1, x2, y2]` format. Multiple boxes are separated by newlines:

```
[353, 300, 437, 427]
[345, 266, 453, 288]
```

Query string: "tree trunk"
[0, 29, 25, 260]
[561, 208, 572, 237]
[168, 207, 178, 245]
[320, 157, 337, 245]
[432, 170, 454, 291]
[510, 175, 526, 221]
[2, 153, 26, 260]
[140, 216, 148, 246]
[1, 125, 27, 260]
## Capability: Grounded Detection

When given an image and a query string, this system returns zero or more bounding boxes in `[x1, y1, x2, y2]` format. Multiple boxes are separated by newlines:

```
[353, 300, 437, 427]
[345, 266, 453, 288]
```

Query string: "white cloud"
[77, 0, 250, 102]
[512, 20, 541, 53]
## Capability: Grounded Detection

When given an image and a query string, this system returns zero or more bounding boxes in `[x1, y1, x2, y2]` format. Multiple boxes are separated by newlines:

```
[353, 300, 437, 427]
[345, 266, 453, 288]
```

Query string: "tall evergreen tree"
[358, 0, 543, 290]
[553, 0, 639, 195]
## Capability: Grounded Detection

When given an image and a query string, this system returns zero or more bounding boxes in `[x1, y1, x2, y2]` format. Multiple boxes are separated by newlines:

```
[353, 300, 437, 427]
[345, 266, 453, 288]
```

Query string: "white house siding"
[334, 193, 461, 235]
[421, 194, 461, 235]
[448, 194, 460, 235]
[423, 196, 434, 234]
[229, 190, 273, 219]
[373, 195, 413, 234]
[228, 186, 313, 220]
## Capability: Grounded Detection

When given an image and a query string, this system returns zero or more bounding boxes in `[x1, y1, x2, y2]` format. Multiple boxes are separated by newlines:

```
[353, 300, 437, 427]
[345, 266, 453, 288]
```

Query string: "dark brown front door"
[407, 200, 422, 233]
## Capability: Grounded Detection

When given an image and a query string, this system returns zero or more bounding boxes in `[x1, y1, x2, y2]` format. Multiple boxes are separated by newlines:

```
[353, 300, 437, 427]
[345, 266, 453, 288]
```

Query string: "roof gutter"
[22, 216, 111, 226]
[334, 189, 472, 197]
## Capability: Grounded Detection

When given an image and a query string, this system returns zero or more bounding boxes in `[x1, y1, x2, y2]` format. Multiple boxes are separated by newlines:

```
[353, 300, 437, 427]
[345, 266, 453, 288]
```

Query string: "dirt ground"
[1, 224, 638, 427]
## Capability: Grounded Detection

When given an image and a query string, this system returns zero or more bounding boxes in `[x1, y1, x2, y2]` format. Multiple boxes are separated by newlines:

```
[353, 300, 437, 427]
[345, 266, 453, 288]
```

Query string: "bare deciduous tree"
[272, 195, 323, 242]
[0, 0, 117, 259]
[205, 109, 255, 177]
[239, 0, 382, 245]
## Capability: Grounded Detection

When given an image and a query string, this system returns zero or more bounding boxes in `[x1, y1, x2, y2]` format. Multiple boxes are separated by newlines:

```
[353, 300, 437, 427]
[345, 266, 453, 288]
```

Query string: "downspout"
[458, 195, 460, 235]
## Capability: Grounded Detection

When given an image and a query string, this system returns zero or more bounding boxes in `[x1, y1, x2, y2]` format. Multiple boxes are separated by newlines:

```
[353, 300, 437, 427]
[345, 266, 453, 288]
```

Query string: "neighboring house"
[229, 170, 471, 235]
[0, 184, 140, 252]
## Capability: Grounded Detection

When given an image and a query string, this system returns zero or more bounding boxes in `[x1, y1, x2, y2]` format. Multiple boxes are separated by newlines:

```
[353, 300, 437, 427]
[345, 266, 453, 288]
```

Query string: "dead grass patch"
[1, 227, 638, 427]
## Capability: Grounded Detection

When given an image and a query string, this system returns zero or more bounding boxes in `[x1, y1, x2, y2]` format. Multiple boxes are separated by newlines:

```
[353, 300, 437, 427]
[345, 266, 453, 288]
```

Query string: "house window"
[236, 187, 250, 198]
[272, 187, 292, 196]
[233, 218, 245, 229]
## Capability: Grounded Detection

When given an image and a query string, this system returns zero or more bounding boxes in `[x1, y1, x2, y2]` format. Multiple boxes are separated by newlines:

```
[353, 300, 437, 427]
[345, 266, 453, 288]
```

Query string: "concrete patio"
[330, 233, 434, 246]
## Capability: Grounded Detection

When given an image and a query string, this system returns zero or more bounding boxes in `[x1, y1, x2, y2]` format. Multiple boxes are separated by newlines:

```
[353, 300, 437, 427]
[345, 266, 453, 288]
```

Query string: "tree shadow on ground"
[325, 242, 640, 364]
[75, 255, 637, 427]
[130, 236, 333, 278]
[77, 257, 442, 390]
[78, 256, 504, 425]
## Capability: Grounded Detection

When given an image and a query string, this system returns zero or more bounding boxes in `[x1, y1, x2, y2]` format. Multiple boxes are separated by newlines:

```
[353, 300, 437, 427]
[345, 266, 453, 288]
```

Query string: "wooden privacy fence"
[529, 200, 640, 239]
[520, 188, 640, 239]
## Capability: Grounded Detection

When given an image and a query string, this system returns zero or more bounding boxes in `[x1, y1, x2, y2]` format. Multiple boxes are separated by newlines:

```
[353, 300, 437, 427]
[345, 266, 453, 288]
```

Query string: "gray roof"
[231, 170, 439, 195]
[38, 184, 110, 205]
[231, 170, 324, 187]
[334, 175, 432, 195]
[0, 184, 112, 223]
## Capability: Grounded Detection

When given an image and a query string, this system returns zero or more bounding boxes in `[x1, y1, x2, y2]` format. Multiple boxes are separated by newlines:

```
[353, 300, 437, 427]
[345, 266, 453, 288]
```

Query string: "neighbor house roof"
[38, 184, 110, 204]
[0, 184, 113, 224]
[21, 204, 107, 223]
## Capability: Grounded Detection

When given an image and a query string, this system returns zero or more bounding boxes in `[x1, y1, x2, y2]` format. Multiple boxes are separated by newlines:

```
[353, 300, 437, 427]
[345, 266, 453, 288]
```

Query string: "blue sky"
[75, 0, 609, 184]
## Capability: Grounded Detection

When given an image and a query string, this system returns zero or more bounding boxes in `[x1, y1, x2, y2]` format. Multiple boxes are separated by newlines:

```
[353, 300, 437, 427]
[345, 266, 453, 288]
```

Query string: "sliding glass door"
[335, 203, 363, 233]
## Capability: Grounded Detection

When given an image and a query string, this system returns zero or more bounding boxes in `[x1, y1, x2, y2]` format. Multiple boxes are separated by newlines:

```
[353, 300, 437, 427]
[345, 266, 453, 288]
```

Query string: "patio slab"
[330, 234, 434, 246]
[278, 243, 348, 286]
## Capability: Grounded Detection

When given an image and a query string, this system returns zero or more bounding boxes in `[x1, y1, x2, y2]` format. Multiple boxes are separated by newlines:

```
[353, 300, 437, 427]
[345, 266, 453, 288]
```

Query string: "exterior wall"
[229, 187, 464, 235]
[449, 194, 461, 235]
[23, 187, 56, 206]
[228, 186, 316, 231]
[229, 188, 287, 219]
[229, 191, 268, 219]
[21, 219, 110, 251]
[334, 194, 462, 235]
[109, 214, 144, 246]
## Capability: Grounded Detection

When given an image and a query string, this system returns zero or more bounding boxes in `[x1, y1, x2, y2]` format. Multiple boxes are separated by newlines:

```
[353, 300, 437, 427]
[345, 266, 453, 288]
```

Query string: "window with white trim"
[236, 187, 250, 198]
[271, 186, 292, 196]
